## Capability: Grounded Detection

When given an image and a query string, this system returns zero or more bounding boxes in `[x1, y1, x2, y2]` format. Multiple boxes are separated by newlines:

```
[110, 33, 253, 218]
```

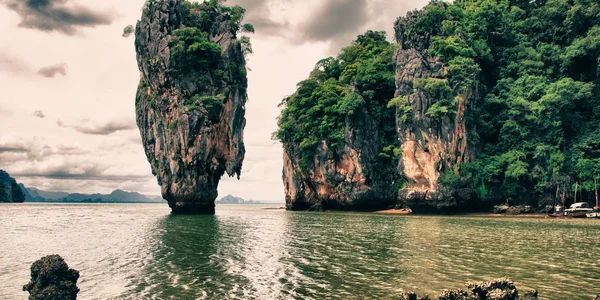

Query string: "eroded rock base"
[168, 201, 216, 215]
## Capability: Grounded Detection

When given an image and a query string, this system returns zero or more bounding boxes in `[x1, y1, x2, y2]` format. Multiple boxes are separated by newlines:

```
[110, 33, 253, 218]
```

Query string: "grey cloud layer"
[229, 0, 392, 52]
[3, 0, 113, 35]
[228, 0, 290, 37]
[58, 119, 137, 135]
[299, 0, 368, 43]
[38, 63, 67, 78]
[0, 52, 69, 78]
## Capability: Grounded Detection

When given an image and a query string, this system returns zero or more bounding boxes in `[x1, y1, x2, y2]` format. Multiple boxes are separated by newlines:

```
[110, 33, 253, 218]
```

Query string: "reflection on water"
[1, 204, 599, 299]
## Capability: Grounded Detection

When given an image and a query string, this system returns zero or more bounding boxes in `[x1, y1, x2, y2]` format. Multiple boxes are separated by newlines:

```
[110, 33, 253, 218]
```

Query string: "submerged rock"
[135, 0, 248, 214]
[0, 169, 25, 203]
[22, 255, 79, 300]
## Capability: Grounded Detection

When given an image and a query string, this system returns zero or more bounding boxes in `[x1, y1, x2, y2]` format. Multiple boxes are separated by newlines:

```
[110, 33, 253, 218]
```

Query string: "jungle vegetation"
[276, 0, 600, 206]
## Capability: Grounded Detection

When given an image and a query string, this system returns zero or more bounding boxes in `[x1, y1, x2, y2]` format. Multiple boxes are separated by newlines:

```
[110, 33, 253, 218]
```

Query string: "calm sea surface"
[0, 203, 599, 299]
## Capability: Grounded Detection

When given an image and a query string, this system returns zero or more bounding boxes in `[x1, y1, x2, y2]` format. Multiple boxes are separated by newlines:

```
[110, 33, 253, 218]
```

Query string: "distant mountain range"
[216, 194, 260, 204]
[19, 184, 164, 203]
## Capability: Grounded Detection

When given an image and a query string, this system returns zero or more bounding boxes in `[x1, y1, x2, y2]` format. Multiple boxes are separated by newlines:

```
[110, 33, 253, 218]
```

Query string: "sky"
[0, 0, 428, 202]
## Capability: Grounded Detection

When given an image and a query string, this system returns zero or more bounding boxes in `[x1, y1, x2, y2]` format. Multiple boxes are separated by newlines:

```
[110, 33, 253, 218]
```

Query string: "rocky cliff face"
[283, 104, 397, 211]
[0, 169, 25, 203]
[135, 0, 247, 214]
[393, 3, 477, 212]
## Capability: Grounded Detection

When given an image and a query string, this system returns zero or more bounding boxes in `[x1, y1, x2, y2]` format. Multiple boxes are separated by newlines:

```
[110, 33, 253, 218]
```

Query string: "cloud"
[0, 52, 68, 78]
[38, 63, 67, 78]
[3, 0, 114, 35]
[0, 139, 88, 163]
[58, 118, 137, 135]
[300, 0, 368, 42]
[11, 161, 151, 181]
[228, 0, 290, 37]
[0, 53, 32, 75]
[33, 110, 46, 118]
[0, 143, 29, 153]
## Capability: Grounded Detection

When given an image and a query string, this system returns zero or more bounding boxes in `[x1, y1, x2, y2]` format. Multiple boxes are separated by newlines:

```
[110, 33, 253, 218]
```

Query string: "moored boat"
[565, 202, 594, 218]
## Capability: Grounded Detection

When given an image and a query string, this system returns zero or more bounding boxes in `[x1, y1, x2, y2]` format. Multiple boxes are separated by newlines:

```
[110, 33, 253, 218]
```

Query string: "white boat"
[564, 202, 594, 218]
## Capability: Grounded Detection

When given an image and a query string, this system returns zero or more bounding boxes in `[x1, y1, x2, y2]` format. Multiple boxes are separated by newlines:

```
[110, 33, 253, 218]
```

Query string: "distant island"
[216, 195, 260, 204]
[19, 185, 164, 204]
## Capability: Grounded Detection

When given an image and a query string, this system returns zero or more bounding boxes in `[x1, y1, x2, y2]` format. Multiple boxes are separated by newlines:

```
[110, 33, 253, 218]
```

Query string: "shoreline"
[372, 209, 550, 218]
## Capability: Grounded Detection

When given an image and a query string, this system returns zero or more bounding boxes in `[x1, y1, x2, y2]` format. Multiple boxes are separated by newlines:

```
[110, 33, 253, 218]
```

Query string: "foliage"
[122, 25, 134, 38]
[275, 30, 399, 171]
[403, 0, 600, 204]
[161, 0, 252, 124]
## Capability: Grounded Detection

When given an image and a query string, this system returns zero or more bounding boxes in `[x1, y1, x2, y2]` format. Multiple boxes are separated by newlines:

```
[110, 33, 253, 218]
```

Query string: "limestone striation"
[0, 169, 25, 203]
[135, 0, 248, 214]
[393, 2, 478, 212]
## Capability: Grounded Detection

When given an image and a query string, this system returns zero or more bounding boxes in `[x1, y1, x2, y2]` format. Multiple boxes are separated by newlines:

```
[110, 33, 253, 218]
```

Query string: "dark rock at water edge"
[135, 0, 247, 214]
[23, 255, 79, 300]
[399, 278, 538, 300]
[0, 169, 25, 203]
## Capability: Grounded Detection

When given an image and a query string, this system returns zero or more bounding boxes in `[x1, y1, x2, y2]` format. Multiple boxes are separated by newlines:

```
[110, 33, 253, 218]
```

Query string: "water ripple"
[1, 204, 599, 299]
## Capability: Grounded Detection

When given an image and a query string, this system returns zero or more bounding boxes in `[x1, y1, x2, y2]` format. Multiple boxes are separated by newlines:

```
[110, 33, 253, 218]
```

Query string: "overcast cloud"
[0, 0, 428, 201]
[57, 119, 137, 135]
[2, 0, 114, 35]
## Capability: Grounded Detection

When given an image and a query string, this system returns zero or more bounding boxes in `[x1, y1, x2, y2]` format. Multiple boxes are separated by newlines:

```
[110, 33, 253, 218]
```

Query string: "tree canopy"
[406, 0, 600, 204]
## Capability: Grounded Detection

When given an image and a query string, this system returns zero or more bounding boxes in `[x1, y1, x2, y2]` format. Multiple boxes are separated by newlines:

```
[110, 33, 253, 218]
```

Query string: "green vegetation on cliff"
[277, 0, 600, 208]
[142, 0, 252, 124]
[276, 31, 400, 170]
[402, 0, 600, 205]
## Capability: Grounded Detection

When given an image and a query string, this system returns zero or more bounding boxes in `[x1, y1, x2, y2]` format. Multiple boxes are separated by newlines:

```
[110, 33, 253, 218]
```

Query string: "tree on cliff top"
[275, 30, 400, 171]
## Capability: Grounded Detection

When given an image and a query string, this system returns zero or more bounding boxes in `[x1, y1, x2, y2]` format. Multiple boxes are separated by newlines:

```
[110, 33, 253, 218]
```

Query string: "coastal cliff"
[278, 31, 399, 211]
[392, 2, 478, 212]
[135, 0, 249, 214]
[278, 0, 600, 212]
[0, 169, 25, 203]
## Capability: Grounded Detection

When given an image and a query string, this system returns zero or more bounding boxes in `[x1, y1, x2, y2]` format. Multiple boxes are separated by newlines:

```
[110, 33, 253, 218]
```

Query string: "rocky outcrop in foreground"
[135, 0, 248, 214]
[0, 169, 25, 203]
[23, 255, 79, 300]
[399, 278, 537, 300]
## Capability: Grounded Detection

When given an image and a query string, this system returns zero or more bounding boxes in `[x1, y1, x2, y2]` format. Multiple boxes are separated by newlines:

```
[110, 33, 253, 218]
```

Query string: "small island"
[216, 194, 260, 204]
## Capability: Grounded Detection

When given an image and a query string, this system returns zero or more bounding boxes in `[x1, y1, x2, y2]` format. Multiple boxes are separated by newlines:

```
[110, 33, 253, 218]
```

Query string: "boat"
[564, 202, 594, 218]
[587, 212, 600, 218]
[587, 206, 600, 218]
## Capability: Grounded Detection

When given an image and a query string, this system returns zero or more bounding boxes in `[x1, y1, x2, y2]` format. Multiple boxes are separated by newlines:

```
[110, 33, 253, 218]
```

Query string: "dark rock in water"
[23, 255, 79, 300]
[0, 169, 25, 203]
[400, 278, 537, 300]
[521, 290, 538, 300]
[466, 278, 518, 299]
[134, 0, 248, 214]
